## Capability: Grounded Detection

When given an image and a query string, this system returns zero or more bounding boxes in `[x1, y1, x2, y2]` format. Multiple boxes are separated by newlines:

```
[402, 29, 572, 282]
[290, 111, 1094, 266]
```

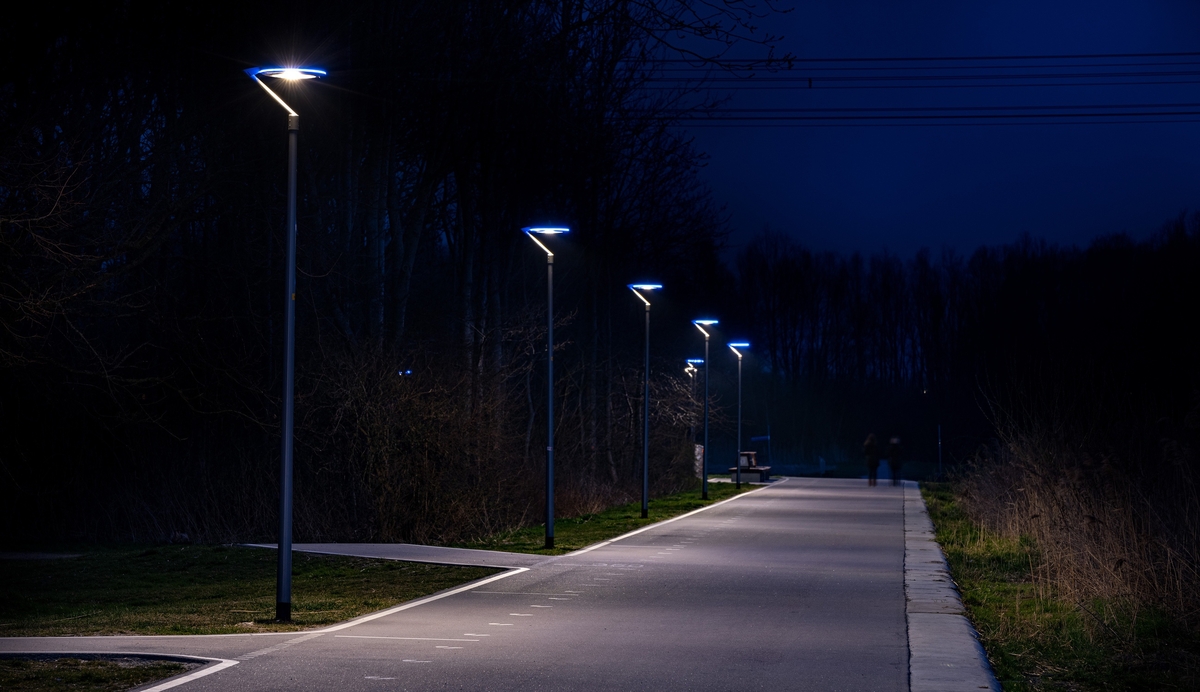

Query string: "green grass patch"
[0, 546, 497, 637]
[456, 480, 758, 555]
[922, 482, 1200, 691]
[0, 656, 194, 691]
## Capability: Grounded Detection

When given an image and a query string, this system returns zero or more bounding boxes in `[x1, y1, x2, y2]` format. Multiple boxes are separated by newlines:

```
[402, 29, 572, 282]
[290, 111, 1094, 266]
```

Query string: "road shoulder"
[904, 480, 1002, 691]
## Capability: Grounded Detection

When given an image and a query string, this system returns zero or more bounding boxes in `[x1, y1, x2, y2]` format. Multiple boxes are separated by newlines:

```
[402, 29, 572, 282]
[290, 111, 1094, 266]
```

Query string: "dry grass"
[925, 483, 1200, 690]
[958, 427, 1200, 631]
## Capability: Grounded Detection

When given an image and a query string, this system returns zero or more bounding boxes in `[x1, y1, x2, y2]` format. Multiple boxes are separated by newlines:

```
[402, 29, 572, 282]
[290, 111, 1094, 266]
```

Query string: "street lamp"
[629, 283, 662, 519]
[728, 342, 750, 489]
[692, 320, 719, 500]
[524, 226, 569, 549]
[245, 65, 325, 623]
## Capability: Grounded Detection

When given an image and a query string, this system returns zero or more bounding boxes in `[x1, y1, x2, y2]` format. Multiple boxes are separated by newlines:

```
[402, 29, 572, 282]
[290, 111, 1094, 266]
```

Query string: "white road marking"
[365, 676, 397, 680]
[238, 632, 324, 660]
[509, 613, 533, 616]
[335, 636, 479, 642]
[318, 568, 530, 633]
[435, 646, 463, 649]
[489, 623, 514, 626]
[473, 591, 572, 596]
[463, 633, 490, 637]
[138, 658, 238, 692]
[530, 605, 553, 608]
[402, 660, 432, 663]
[547, 597, 571, 600]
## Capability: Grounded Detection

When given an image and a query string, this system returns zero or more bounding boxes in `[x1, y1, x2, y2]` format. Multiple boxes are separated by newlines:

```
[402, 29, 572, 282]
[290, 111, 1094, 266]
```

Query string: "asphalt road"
[3, 478, 910, 691]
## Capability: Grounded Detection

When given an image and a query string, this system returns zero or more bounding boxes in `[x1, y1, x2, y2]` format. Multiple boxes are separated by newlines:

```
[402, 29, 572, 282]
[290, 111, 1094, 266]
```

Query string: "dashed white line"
[335, 636, 479, 642]
[489, 623, 514, 626]
[435, 646, 463, 649]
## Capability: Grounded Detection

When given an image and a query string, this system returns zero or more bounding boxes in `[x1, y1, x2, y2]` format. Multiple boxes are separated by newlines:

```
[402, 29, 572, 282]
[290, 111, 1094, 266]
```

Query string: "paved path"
[1, 478, 998, 691]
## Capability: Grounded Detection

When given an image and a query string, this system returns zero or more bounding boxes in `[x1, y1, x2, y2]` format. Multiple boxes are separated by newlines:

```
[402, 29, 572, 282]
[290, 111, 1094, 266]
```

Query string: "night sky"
[684, 0, 1200, 257]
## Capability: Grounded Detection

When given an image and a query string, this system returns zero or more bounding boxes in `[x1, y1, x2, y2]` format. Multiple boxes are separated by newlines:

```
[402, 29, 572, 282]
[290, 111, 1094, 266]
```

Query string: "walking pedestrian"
[889, 436, 903, 486]
[864, 433, 879, 487]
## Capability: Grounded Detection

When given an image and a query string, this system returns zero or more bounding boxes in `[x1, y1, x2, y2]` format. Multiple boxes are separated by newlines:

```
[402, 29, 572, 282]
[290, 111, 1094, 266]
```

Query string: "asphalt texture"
[2, 478, 914, 691]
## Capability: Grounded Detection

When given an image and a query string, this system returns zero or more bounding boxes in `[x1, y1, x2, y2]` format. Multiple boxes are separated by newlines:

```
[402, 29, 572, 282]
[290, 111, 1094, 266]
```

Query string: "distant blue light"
[398, 369, 413, 376]
[522, 226, 570, 234]
[628, 283, 662, 291]
[692, 319, 719, 326]
[686, 358, 705, 364]
[728, 342, 750, 348]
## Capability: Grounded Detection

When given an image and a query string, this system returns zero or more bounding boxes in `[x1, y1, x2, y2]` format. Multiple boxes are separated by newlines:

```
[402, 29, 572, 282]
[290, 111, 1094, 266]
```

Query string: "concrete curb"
[904, 480, 1002, 691]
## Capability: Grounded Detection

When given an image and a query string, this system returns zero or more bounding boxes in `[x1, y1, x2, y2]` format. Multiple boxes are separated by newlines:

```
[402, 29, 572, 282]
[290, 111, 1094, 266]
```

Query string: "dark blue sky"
[685, 0, 1200, 256]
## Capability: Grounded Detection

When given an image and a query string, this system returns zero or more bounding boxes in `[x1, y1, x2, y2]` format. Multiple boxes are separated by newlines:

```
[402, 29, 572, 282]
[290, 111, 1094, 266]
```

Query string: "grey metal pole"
[735, 354, 742, 489]
[546, 254, 555, 549]
[702, 335, 710, 500]
[641, 303, 650, 518]
[276, 113, 298, 623]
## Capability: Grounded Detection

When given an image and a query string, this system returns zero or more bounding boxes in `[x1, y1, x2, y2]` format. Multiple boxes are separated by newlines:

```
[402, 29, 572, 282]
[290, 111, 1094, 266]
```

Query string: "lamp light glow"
[628, 283, 662, 290]
[686, 358, 705, 364]
[523, 226, 570, 234]
[249, 67, 327, 80]
[728, 342, 751, 348]
[692, 318, 718, 337]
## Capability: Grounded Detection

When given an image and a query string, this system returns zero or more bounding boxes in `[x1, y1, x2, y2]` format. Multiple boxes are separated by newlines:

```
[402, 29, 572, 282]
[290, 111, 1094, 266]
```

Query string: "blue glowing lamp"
[244, 66, 326, 117]
[246, 67, 327, 80]
[686, 358, 705, 365]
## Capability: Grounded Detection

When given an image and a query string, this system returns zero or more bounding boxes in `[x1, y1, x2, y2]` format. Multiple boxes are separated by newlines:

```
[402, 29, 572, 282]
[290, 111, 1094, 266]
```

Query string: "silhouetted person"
[889, 436, 903, 486]
[864, 433, 879, 487]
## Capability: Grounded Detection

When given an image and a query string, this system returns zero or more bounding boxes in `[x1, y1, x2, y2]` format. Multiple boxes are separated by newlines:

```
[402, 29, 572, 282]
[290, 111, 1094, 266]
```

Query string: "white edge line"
[136, 657, 238, 692]
[563, 477, 789, 556]
[242, 544, 534, 570]
[313, 568, 529, 634]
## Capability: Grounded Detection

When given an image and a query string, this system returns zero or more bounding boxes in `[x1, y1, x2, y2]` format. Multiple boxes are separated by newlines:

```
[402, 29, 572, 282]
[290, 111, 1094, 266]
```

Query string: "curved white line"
[137, 657, 238, 691]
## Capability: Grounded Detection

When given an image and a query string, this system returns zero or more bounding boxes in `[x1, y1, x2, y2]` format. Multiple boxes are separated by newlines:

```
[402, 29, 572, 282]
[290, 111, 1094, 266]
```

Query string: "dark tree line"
[5, 0, 1196, 555]
[0, 0, 789, 544]
[734, 219, 1200, 480]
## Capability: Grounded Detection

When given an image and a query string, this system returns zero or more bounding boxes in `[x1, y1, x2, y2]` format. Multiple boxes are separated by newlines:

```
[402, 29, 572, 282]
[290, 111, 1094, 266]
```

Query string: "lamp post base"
[545, 536, 554, 549]
[275, 602, 291, 622]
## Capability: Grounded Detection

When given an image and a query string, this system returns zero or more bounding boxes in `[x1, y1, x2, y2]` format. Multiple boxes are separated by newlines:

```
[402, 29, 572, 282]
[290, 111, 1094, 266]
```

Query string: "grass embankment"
[1, 480, 757, 639]
[0, 547, 497, 637]
[0, 656, 194, 691]
[923, 483, 1200, 691]
[456, 480, 757, 555]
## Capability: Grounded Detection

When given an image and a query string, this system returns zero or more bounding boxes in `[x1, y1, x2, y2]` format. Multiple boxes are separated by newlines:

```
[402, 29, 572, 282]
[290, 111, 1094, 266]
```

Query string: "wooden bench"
[728, 466, 771, 482]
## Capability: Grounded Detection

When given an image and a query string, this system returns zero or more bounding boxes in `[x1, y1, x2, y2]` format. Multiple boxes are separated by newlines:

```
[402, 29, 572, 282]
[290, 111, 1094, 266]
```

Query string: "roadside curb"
[903, 480, 1002, 691]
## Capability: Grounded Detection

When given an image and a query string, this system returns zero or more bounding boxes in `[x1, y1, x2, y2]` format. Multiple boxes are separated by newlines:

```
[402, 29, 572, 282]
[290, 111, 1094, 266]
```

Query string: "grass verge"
[455, 480, 759, 555]
[922, 482, 1200, 691]
[0, 480, 760, 639]
[0, 547, 497, 637]
[0, 656, 195, 692]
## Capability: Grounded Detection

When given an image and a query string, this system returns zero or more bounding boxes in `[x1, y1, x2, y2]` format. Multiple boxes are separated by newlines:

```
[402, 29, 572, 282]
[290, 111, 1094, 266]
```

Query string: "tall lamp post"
[245, 65, 325, 623]
[524, 226, 569, 549]
[692, 320, 719, 500]
[728, 342, 750, 489]
[629, 284, 662, 518]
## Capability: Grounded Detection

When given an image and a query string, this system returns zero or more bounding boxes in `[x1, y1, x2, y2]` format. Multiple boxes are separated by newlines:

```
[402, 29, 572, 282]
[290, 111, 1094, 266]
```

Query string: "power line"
[639, 50, 1200, 64]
